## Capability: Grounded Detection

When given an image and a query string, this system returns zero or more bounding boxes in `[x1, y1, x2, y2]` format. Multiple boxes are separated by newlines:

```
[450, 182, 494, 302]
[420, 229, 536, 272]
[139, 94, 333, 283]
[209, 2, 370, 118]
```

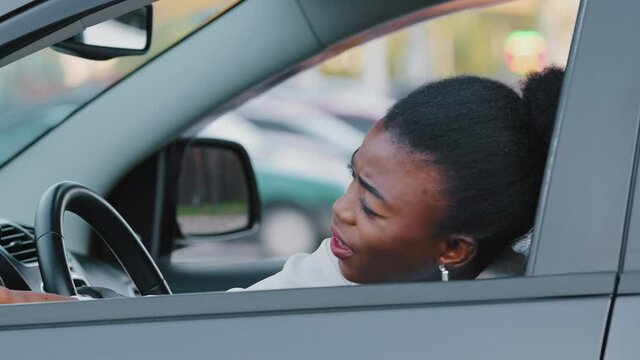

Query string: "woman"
[0, 67, 564, 301]
[239, 66, 563, 290]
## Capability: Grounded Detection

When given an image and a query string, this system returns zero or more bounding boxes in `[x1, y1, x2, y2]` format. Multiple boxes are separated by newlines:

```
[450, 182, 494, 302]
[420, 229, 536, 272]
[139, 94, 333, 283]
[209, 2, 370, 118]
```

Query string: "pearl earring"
[439, 264, 449, 282]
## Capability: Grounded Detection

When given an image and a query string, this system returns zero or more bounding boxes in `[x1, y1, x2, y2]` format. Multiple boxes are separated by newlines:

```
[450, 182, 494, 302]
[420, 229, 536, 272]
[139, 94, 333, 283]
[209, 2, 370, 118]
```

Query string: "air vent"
[0, 223, 37, 264]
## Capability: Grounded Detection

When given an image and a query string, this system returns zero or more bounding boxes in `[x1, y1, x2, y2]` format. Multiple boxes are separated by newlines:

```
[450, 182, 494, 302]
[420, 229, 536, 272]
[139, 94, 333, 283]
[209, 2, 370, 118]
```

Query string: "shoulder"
[232, 239, 355, 291]
[476, 249, 525, 279]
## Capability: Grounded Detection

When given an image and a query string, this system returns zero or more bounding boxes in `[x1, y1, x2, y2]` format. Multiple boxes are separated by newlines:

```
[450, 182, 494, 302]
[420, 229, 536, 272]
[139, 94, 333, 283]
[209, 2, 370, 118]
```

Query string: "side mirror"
[52, 6, 152, 61]
[175, 139, 261, 239]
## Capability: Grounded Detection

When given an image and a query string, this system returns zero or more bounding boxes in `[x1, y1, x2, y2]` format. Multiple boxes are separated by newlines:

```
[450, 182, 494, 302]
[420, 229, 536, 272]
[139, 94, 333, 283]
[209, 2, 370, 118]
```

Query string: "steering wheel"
[34, 181, 171, 297]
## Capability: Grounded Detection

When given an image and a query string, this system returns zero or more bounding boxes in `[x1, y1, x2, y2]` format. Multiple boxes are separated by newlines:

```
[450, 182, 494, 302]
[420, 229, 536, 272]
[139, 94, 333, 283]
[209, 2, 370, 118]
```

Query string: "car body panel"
[0, 272, 615, 358]
[0, 296, 611, 359]
[527, 0, 640, 276]
[603, 295, 640, 359]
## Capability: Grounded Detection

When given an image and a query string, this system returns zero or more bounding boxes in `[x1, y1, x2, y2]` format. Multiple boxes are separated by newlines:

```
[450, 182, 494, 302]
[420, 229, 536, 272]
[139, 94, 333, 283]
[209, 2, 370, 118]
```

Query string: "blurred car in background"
[237, 96, 364, 156]
[0, 84, 103, 165]
[271, 87, 394, 133]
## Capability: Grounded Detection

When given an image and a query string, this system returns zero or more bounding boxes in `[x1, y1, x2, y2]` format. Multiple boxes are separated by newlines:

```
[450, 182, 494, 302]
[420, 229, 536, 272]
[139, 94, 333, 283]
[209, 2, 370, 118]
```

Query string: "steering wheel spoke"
[34, 181, 171, 297]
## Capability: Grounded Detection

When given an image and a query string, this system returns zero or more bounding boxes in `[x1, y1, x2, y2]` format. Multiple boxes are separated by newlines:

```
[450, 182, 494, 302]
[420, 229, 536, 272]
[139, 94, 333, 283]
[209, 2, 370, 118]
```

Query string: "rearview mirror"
[52, 6, 152, 60]
[176, 139, 261, 238]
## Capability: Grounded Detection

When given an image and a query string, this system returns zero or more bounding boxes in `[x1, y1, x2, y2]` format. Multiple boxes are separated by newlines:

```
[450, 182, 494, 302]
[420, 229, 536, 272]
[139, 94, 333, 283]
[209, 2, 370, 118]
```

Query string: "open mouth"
[330, 227, 354, 259]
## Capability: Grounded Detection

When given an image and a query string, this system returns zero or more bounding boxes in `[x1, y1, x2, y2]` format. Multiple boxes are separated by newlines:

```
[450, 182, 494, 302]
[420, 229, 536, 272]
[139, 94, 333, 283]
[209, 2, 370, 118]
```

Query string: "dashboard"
[0, 219, 137, 296]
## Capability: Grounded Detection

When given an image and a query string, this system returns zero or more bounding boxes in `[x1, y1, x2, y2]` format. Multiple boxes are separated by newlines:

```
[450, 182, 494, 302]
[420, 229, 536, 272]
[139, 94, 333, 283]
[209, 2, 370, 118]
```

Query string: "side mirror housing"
[173, 138, 261, 242]
[52, 5, 152, 61]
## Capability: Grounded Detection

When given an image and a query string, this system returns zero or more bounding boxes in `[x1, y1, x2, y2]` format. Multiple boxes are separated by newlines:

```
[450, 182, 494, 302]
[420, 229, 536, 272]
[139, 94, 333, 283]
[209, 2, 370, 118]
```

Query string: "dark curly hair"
[382, 67, 564, 256]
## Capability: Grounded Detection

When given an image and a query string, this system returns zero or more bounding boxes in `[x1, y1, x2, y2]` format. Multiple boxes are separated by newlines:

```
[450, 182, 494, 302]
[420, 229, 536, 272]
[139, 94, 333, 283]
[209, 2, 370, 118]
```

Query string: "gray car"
[0, 0, 638, 359]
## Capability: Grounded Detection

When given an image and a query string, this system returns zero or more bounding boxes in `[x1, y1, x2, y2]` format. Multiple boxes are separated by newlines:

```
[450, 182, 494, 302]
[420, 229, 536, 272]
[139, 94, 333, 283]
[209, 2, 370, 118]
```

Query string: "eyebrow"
[350, 149, 387, 203]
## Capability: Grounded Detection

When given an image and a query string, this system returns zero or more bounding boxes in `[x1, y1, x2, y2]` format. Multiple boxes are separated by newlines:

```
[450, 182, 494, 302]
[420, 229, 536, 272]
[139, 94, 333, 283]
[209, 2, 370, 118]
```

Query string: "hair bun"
[521, 66, 565, 150]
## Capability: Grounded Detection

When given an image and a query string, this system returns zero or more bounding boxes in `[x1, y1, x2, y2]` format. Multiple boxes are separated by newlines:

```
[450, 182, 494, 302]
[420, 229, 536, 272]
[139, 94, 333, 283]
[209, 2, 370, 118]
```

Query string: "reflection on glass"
[177, 146, 249, 236]
[82, 11, 148, 50]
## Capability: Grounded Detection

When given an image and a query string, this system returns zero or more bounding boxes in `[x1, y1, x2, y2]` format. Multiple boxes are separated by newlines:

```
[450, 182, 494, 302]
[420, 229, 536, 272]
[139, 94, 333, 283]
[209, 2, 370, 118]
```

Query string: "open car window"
[171, 0, 580, 286]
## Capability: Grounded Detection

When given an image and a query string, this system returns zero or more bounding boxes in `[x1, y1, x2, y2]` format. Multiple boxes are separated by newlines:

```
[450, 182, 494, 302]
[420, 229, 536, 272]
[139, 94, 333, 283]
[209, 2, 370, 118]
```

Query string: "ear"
[437, 235, 477, 268]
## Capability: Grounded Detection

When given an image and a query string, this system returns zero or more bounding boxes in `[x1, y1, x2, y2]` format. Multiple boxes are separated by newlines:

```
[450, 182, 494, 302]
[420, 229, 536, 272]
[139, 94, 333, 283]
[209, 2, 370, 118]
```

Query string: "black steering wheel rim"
[34, 181, 171, 296]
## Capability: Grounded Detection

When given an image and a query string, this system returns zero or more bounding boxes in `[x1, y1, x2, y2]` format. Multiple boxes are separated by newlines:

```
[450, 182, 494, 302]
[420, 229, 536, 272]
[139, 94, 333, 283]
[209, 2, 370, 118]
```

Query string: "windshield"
[0, 0, 240, 166]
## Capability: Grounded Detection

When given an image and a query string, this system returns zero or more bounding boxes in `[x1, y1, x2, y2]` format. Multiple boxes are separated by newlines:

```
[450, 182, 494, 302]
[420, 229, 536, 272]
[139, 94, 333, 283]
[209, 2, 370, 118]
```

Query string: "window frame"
[0, 272, 616, 329]
[524, 0, 640, 277]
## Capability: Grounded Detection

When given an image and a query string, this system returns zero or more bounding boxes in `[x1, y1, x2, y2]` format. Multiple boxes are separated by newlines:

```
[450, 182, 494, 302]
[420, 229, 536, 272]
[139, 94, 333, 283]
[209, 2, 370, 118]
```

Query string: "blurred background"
[0, 0, 581, 262]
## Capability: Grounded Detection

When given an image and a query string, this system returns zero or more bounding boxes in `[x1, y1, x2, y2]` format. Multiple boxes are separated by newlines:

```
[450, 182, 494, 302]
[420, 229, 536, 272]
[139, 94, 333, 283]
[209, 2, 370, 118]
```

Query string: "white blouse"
[231, 237, 524, 291]
[231, 238, 354, 291]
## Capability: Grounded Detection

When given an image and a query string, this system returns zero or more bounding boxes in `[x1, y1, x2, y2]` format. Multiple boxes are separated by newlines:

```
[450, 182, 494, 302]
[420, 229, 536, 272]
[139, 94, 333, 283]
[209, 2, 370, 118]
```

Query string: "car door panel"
[0, 295, 610, 359]
[603, 295, 640, 360]
[0, 273, 615, 358]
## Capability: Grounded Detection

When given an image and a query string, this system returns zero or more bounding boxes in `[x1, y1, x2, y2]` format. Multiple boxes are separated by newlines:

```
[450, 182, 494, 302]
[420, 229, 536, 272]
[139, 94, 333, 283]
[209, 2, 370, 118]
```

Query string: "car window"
[171, 0, 580, 270]
[0, 0, 240, 167]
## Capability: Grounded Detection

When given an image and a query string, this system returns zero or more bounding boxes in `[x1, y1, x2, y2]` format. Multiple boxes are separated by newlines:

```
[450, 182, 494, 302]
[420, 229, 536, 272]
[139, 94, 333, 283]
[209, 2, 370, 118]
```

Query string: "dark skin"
[0, 286, 75, 304]
[0, 121, 480, 303]
[332, 121, 478, 283]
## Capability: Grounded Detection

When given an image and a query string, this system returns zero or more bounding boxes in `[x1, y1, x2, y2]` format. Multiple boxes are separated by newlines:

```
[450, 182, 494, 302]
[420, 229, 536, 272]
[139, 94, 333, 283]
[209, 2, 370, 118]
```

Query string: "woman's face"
[331, 121, 456, 283]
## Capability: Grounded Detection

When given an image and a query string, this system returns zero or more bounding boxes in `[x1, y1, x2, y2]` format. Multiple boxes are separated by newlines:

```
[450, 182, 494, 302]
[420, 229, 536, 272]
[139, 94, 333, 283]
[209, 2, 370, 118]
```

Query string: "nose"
[332, 185, 357, 226]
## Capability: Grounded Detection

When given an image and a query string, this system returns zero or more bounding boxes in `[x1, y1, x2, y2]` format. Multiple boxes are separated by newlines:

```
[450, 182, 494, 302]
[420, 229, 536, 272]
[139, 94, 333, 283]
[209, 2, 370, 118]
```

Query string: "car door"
[0, 0, 637, 358]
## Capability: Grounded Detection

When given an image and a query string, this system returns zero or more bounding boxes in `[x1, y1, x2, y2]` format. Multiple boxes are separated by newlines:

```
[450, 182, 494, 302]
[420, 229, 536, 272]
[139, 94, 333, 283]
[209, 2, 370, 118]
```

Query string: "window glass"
[171, 0, 580, 268]
[177, 145, 250, 236]
[0, 0, 240, 166]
